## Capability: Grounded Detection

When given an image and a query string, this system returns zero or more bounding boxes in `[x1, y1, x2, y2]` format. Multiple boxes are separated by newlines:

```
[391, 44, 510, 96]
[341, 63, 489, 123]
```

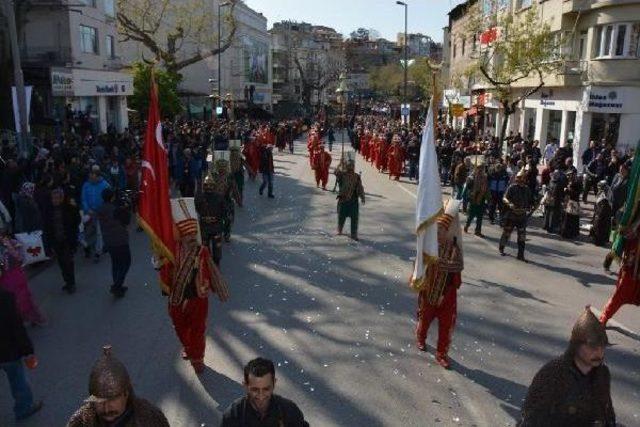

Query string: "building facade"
[17, 0, 132, 133]
[270, 21, 344, 115]
[445, 0, 640, 168]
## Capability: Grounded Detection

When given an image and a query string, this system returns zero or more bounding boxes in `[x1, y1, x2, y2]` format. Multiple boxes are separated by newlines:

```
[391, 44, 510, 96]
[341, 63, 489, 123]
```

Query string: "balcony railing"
[21, 46, 73, 66]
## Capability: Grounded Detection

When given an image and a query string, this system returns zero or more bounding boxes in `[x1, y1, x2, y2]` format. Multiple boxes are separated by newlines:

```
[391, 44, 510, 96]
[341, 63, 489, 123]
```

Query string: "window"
[105, 35, 115, 58]
[80, 25, 98, 54]
[104, 0, 115, 17]
[578, 31, 587, 60]
[517, 0, 532, 9]
[595, 23, 632, 58]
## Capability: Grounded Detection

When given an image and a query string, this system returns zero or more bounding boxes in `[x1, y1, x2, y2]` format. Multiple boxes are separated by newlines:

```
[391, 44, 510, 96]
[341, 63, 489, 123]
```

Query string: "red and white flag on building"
[138, 71, 175, 292]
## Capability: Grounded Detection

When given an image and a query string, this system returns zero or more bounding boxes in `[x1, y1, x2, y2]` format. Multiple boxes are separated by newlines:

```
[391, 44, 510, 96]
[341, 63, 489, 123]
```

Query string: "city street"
[2, 135, 639, 427]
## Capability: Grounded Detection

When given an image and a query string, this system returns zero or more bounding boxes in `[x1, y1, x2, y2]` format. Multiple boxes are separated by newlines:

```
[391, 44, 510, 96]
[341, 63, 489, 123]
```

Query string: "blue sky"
[244, 0, 467, 43]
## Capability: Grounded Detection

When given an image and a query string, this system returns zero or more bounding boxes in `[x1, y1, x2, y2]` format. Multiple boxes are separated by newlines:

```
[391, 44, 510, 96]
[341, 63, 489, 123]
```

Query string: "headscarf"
[20, 182, 36, 199]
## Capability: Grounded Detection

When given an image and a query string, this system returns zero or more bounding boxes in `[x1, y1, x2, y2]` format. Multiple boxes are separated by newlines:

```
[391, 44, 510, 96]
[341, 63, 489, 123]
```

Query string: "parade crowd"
[1, 104, 637, 426]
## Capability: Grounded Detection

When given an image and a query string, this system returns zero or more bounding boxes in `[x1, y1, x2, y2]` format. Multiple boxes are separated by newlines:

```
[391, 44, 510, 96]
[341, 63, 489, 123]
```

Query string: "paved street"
[2, 134, 639, 427]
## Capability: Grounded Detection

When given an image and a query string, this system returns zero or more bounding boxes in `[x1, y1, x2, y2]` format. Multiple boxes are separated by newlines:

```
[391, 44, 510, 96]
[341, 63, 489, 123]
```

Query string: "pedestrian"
[67, 345, 170, 426]
[168, 211, 229, 374]
[42, 188, 81, 294]
[312, 145, 332, 190]
[14, 182, 43, 234]
[0, 289, 43, 421]
[499, 169, 533, 262]
[487, 160, 509, 224]
[415, 198, 464, 369]
[259, 144, 275, 198]
[221, 357, 308, 426]
[518, 306, 615, 426]
[591, 181, 612, 247]
[336, 159, 365, 241]
[463, 164, 489, 237]
[327, 125, 335, 152]
[544, 168, 567, 233]
[97, 188, 132, 298]
[560, 171, 582, 239]
[406, 137, 420, 182]
[81, 166, 110, 261]
[0, 231, 46, 326]
[453, 157, 470, 200]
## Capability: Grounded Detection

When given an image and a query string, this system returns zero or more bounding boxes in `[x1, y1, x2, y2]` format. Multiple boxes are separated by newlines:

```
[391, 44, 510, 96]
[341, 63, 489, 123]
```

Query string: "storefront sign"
[451, 104, 465, 117]
[582, 86, 640, 113]
[588, 92, 622, 110]
[51, 69, 74, 97]
[96, 84, 121, 94]
[73, 69, 133, 97]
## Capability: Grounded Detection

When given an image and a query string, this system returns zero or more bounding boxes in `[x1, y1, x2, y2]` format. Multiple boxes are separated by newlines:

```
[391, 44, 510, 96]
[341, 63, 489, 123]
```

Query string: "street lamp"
[218, 1, 231, 116]
[396, 1, 408, 122]
[335, 72, 350, 154]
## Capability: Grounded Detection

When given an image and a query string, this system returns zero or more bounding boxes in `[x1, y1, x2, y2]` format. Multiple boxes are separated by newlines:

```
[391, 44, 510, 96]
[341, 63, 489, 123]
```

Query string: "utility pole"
[217, 1, 231, 116]
[4, 0, 29, 156]
[396, 1, 408, 124]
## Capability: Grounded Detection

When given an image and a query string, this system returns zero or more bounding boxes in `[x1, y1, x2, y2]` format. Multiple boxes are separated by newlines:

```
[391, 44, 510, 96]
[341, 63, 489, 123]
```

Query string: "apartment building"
[270, 21, 344, 113]
[445, 0, 640, 167]
[19, 0, 132, 133]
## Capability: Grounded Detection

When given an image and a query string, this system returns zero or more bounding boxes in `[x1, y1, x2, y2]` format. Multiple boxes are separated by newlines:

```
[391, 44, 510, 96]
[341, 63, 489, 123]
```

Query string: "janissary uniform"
[67, 346, 170, 427]
[415, 198, 464, 369]
[168, 205, 229, 374]
[336, 158, 365, 240]
[519, 307, 615, 426]
[229, 141, 246, 204]
[500, 170, 533, 261]
[600, 218, 640, 324]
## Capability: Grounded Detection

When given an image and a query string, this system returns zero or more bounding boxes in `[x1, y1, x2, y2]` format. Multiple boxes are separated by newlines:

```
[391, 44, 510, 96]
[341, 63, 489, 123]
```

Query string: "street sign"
[451, 103, 465, 117]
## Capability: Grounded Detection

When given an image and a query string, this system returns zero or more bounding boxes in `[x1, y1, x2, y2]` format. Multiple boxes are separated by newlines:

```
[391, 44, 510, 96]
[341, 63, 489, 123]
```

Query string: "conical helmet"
[569, 305, 609, 354]
[86, 345, 131, 402]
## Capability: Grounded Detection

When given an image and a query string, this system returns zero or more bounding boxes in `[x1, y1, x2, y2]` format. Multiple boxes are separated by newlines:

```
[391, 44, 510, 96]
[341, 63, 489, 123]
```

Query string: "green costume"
[337, 163, 365, 239]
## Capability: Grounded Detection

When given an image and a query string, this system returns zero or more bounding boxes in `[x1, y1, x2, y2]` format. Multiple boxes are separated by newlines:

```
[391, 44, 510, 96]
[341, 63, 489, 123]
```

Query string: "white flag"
[410, 99, 443, 291]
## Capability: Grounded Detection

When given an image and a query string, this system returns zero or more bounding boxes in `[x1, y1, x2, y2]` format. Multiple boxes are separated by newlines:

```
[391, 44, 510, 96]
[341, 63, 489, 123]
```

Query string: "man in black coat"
[0, 290, 43, 421]
[259, 145, 275, 198]
[43, 188, 81, 294]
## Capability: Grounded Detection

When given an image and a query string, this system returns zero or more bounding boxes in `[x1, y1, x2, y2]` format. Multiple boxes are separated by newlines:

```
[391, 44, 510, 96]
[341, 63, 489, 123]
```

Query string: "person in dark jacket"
[259, 145, 275, 198]
[519, 306, 615, 427]
[222, 357, 308, 427]
[97, 188, 131, 298]
[0, 289, 43, 421]
[43, 188, 81, 294]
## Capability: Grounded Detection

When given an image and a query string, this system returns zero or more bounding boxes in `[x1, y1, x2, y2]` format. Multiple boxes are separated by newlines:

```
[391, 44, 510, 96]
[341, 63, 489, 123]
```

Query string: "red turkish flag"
[137, 71, 175, 292]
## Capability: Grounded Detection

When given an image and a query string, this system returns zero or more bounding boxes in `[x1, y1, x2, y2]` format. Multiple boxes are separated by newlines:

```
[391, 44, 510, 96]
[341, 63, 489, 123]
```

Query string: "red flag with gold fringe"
[138, 70, 175, 292]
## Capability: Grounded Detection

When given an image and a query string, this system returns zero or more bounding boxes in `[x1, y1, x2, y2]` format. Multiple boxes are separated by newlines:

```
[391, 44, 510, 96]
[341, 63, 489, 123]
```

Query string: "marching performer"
[336, 154, 365, 240]
[168, 199, 229, 374]
[312, 144, 332, 190]
[229, 140, 246, 205]
[416, 198, 464, 369]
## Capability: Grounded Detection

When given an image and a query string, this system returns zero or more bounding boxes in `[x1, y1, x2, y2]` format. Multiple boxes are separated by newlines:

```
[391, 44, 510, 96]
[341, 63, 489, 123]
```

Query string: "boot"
[499, 245, 506, 256]
[435, 352, 451, 369]
[517, 242, 527, 262]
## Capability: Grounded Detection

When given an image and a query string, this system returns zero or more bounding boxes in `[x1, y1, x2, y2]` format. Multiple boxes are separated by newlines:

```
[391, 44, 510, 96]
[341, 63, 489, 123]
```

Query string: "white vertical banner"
[12, 85, 33, 133]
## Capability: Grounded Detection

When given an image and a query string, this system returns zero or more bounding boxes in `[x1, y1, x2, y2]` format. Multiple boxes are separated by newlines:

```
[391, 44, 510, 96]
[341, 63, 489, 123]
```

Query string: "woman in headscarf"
[14, 182, 43, 234]
[0, 227, 46, 325]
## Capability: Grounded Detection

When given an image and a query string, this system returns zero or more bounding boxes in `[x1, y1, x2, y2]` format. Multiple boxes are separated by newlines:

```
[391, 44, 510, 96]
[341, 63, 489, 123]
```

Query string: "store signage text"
[96, 84, 121, 94]
[51, 70, 74, 96]
[588, 92, 622, 109]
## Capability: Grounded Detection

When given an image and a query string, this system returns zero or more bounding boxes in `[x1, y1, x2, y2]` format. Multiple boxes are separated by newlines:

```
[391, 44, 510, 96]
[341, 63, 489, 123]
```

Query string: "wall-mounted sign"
[51, 69, 74, 97]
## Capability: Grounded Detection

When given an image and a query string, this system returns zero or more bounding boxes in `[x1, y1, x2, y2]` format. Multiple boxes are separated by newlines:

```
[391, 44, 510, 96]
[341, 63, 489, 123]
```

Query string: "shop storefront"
[51, 68, 133, 134]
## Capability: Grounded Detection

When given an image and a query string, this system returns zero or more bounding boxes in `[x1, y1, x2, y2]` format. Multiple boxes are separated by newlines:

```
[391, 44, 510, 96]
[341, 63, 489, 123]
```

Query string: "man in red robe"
[312, 145, 332, 190]
[168, 215, 229, 374]
[387, 135, 405, 181]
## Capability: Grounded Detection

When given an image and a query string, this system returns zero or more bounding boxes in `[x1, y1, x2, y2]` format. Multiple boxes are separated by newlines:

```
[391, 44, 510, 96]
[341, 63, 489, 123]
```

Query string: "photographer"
[97, 188, 131, 298]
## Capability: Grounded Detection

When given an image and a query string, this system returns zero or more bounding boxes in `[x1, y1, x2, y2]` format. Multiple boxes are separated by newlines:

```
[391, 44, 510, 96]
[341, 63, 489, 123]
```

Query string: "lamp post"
[335, 72, 350, 154]
[218, 1, 231, 116]
[396, 1, 408, 123]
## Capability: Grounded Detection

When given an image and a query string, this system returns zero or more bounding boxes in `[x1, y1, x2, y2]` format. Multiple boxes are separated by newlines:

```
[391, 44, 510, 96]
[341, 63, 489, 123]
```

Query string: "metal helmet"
[568, 305, 609, 356]
[203, 172, 216, 191]
[87, 345, 131, 403]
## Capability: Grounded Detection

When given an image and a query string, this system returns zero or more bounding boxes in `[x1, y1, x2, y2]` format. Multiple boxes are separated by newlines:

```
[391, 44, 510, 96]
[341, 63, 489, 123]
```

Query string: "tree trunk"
[500, 105, 511, 154]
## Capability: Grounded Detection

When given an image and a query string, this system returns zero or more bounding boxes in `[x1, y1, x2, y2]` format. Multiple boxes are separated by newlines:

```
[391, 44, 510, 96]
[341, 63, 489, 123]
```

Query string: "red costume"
[415, 199, 464, 369]
[243, 139, 260, 179]
[312, 149, 332, 189]
[387, 141, 405, 180]
[168, 217, 229, 373]
[600, 236, 640, 324]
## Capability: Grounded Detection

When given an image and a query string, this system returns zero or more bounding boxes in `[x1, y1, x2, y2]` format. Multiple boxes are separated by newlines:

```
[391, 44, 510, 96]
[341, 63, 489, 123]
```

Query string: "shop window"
[80, 25, 98, 54]
[590, 113, 621, 147]
[594, 23, 632, 58]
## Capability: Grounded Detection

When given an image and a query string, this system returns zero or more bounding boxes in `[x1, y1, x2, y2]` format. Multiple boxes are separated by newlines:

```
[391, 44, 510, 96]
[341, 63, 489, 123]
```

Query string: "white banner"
[12, 85, 32, 133]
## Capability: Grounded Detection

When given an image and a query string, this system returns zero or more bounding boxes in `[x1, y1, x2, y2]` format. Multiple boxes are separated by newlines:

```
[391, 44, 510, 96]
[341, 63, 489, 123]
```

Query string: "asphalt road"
[2, 133, 639, 427]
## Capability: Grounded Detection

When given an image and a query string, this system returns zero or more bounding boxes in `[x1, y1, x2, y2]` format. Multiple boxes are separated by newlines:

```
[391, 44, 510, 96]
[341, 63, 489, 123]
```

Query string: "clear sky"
[243, 0, 467, 43]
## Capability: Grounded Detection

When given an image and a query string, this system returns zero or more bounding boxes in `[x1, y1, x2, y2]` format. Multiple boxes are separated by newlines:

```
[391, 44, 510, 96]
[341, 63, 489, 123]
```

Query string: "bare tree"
[293, 50, 344, 108]
[116, 0, 238, 74]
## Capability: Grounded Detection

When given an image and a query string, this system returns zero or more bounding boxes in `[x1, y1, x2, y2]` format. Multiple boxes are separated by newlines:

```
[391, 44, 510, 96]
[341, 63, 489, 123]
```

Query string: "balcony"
[21, 46, 73, 66]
